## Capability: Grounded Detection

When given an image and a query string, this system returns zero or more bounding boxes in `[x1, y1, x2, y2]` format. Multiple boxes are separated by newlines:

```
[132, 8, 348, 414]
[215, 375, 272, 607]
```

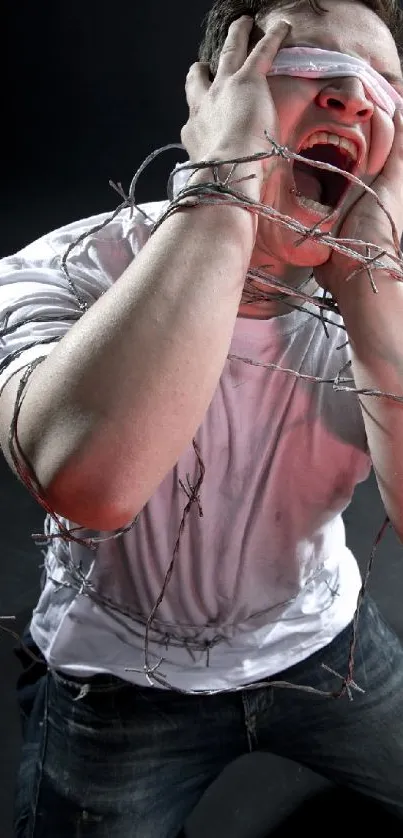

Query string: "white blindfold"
[268, 47, 403, 118]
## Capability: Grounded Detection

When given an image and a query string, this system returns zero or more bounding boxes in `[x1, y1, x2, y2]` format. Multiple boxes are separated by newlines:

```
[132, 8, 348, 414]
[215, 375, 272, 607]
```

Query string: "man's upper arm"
[0, 364, 43, 480]
[0, 203, 161, 496]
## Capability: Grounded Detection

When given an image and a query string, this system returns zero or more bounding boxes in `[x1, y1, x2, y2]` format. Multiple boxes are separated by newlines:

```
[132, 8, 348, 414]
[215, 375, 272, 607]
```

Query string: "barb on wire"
[143, 439, 205, 683]
[3, 132, 403, 698]
[364, 245, 379, 294]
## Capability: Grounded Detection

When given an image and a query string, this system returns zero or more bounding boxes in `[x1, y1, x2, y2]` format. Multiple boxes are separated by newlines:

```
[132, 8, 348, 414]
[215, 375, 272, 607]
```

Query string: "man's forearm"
[15, 180, 259, 529]
[336, 264, 403, 542]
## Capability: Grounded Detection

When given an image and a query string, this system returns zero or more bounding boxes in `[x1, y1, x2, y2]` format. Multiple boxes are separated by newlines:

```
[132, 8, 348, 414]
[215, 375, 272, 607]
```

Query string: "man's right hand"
[181, 16, 291, 197]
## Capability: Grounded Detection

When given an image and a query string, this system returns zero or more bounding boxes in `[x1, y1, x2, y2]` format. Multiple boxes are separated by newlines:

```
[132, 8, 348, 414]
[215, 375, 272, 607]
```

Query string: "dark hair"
[199, 0, 403, 74]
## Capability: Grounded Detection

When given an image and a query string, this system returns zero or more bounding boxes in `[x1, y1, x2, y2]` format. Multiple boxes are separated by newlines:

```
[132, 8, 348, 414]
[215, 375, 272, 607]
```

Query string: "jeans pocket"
[50, 668, 128, 696]
[48, 669, 133, 733]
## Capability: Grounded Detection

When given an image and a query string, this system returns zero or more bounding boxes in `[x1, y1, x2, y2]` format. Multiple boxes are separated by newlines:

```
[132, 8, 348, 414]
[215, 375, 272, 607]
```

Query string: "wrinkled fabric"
[0, 200, 371, 692]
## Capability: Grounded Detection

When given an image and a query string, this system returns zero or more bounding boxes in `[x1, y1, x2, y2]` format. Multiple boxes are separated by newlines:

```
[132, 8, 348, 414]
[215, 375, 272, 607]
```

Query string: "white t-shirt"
[0, 200, 371, 693]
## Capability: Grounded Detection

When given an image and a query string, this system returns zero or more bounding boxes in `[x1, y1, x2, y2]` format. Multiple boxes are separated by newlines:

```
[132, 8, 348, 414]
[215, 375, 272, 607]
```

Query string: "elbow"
[47, 486, 139, 532]
[45, 467, 141, 532]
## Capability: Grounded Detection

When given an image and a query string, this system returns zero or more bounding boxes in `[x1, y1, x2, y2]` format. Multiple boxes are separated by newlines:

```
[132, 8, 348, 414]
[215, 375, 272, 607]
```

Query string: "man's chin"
[265, 194, 341, 266]
[270, 227, 333, 268]
[273, 193, 368, 267]
[258, 185, 366, 268]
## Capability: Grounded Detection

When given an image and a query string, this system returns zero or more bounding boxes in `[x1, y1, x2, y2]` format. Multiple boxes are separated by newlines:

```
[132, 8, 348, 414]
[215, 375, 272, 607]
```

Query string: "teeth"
[299, 131, 358, 163]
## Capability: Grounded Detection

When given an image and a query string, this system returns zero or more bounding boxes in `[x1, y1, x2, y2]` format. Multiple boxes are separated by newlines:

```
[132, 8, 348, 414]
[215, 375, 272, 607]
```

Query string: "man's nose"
[315, 76, 374, 122]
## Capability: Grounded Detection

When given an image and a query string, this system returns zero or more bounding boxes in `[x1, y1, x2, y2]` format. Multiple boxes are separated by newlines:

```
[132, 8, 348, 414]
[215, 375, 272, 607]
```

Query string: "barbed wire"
[1, 134, 402, 700]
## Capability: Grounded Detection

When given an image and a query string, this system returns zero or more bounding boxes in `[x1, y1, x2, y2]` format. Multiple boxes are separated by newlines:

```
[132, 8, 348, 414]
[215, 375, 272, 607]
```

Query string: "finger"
[381, 108, 403, 180]
[185, 62, 211, 109]
[215, 15, 254, 78]
[242, 18, 291, 77]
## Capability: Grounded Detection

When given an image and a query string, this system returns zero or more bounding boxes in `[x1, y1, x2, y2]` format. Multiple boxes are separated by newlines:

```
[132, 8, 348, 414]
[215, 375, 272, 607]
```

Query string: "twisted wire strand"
[1, 136, 401, 699]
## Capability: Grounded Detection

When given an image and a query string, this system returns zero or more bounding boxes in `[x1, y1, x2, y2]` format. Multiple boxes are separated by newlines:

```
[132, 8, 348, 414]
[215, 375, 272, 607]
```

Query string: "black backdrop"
[3, 4, 403, 836]
[3, 0, 211, 257]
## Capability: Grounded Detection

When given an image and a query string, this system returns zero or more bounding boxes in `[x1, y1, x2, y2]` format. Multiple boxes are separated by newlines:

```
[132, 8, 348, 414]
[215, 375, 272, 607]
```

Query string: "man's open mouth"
[292, 132, 359, 213]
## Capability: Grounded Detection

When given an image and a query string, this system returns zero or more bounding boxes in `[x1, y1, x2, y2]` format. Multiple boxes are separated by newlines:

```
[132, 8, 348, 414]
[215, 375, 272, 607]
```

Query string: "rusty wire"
[1, 134, 402, 699]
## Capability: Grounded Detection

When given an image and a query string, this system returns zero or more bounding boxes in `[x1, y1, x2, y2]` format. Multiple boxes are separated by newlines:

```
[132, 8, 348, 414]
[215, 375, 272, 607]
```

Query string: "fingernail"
[280, 18, 292, 27]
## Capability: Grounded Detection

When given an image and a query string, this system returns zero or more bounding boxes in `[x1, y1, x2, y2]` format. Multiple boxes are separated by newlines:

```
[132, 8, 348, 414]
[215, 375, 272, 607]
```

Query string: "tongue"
[293, 162, 322, 203]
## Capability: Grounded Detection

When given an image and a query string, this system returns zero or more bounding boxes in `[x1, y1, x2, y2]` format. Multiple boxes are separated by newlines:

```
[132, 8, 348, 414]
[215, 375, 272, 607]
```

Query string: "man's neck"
[238, 254, 319, 320]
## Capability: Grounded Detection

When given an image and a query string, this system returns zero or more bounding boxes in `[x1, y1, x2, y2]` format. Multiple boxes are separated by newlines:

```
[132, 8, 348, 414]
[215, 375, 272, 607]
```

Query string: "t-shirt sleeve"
[0, 201, 166, 394]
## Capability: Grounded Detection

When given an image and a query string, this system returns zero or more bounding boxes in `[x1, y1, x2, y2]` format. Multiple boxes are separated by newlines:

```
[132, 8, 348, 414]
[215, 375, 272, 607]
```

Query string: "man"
[2, 0, 403, 835]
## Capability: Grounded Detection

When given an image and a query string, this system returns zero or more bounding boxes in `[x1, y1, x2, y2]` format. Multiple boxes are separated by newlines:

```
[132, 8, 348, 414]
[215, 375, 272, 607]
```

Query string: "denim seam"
[29, 671, 50, 837]
[241, 692, 257, 752]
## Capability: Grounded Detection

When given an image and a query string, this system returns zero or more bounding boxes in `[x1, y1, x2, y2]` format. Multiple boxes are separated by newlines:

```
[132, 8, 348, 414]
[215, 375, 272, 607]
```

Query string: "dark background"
[2, 1, 403, 836]
[2, 0, 203, 258]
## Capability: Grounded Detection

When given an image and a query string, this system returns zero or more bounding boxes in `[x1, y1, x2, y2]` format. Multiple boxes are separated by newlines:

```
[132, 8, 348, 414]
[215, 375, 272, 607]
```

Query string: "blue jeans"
[13, 595, 403, 837]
